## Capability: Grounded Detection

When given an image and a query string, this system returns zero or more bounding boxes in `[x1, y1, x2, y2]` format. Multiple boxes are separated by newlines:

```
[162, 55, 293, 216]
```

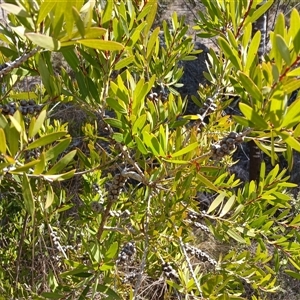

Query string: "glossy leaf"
[218, 37, 241, 70]
[44, 139, 71, 161]
[220, 195, 236, 217]
[287, 67, 300, 77]
[277, 131, 300, 152]
[76, 39, 123, 51]
[37, 0, 56, 24]
[239, 103, 268, 129]
[29, 110, 47, 138]
[171, 142, 198, 158]
[26, 33, 61, 50]
[276, 35, 291, 65]
[45, 185, 54, 209]
[207, 192, 225, 214]
[281, 98, 300, 128]
[238, 71, 263, 105]
[46, 150, 76, 175]
[27, 132, 68, 150]
[0, 128, 6, 154]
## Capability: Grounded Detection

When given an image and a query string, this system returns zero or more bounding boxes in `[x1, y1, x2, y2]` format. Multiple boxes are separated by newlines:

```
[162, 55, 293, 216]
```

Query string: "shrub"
[0, 0, 300, 299]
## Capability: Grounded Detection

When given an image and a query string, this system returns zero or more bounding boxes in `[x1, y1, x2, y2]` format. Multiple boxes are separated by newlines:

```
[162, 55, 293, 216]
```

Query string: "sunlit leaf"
[171, 142, 198, 158]
[239, 103, 268, 129]
[220, 195, 236, 217]
[76, 39, 123, 51]
[26, 33, 61, 50]
[27, 132, 68, 150]
[0, 128, 6, 154]
[207, 192, 225, 214]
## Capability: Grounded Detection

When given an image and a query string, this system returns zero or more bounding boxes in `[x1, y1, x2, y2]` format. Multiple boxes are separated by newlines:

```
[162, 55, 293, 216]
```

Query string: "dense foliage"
[0, 0, 300, 299]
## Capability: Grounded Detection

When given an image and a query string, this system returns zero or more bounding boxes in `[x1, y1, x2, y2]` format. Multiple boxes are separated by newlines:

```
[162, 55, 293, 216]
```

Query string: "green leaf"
[276, 35, 291, 65]
[287, 67, 300, 77]
[277, 131, 300, 152]
[197, 172, 219, 192]
[37, 0, 56, 24]
[227, 229, 247, 244]
[144, 2, 157, 35]
[245, 0, 274, 25]
[132, 115, 147, 134]
[6, 127, 19, 157]
[72, 7, 85, 38]
[42, 169, 76, 181]
[40, 292, 64, 299]
[147, 27, 160, 59]
[134, 136, 148, 155]
[245, 30, 261, 72]
[102, 0, 113, 28]
[33, 152, 46, 175]
[142, 131, 165, 156]
[46, 150, 76, 175]
[61, 48, 80, 70]
[29, 110, 47, 138]
[45, 185, 54, 209]
[220, 195, 236, 217]
[76, 39, 123, 51]
[10, 160, 40, 173]
[238, 71, 264, 105]
[44, 138, 71, 161]
[0, 128, 6, 154]
[106, 98, 127, 114]
[23, 174, 35, 218]
[281, 98, 300, 128]
[8, 115, 22, 133]
[27, 132, 68, 150]
[26, 33, 61, 50]
[104, 118, 124, 130]
[217, 37, 241, 70]
[285, 270, 300, 280]
[283, 78, 300, 95]
[105, 242, 118, 259]
[207, 192, 225, 214]
[171, 142, 198, 158]
[10, 92, 37, 99]
[114, 56, 134, 70]
[84, 27, 106, 38]
[239, 103, 268, 129]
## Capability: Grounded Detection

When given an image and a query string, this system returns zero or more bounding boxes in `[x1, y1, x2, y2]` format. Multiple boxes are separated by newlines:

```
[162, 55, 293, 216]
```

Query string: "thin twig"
[178, 237, 203, 298]
[0, 47, 40, 77]
[134, 189, 152, 298]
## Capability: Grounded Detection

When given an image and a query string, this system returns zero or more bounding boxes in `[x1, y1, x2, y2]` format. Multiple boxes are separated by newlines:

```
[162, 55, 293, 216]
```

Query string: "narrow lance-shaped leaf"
[37, 0, 56, 24]
[23, 173, 35, 218]
[277, 131, 300, 152]
[46, 150, 77, 175]
[276, 35, 291, 65]
[171, 142, 198, 158]
[239, 103, 268, 129]
[220, 195, 236, 217]
[27, 132, 68, 150]
[217, 37, 242, 70]
[45, 185, 54, 209]
[26, 33, 61, 50]
[0, 128, 6, 154]
[29, 110, 47, 138]
[238, 71, 264, 105]
[207, 192, 226, 214]
[76, 39, 123, 51]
